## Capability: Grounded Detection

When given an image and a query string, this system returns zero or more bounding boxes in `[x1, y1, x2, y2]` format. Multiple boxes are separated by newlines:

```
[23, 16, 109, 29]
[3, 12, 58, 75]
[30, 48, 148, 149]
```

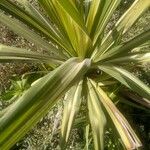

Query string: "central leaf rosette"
[0, 0, 150, 150]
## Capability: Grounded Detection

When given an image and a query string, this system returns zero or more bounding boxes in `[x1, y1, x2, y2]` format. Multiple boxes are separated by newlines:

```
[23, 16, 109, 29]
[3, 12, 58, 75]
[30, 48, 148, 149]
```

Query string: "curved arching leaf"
[87, 79, 106, 150]
[47, 0, 92, 57]
[0, 58, 91, 150]
[0, 12, 66, 59]
[0, 45, 63, 64]
[90, 79, 142, 150]
[98, 65, 150, 100]
[93, 0, 150, 60]
[61, 80, 83, 148]
[0, 0, 72, 54]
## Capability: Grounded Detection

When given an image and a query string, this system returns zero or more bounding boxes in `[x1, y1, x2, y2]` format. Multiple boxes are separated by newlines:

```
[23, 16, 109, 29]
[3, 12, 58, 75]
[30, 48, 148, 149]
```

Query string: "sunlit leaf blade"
[17, 0, 62, 39]
[86, 0, 102, 34]
[86, 0, 121, 42]
[38, 0, 67, 35]
[48, 0, 92, 57]
[93, 0, 121, 46]
[61, 80, 83, 148]
[87, 79, 106, 150]
[93, 0, 150, 60]
[38, 0, 77, 56]
[67, 0, 76, 8]
[18, 0, 75, 57]
[55, 0, 85, 30]
[85, 124, 90, 150]
[97, 29, 150, 62]
[0, 58, 91, 150]
[0, 0, 72, 54]
[116, 0, 150, 33]
[90, 80, 142, 150]
[0, 109, 7, 118]
[0, 45, 63, 64]
[98, 80, 117, 86]
[116, 29, 150, 54]
[0, 0, 50, 34]
[101, 52, 150, 64]
[98, 65, 150, 100]
[0, 12, 66, 59]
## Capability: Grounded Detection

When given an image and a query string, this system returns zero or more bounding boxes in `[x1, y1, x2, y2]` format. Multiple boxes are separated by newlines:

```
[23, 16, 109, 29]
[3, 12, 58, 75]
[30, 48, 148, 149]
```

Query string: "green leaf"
[116, 0, 150, 33]
[61, 80, 83, 148]
[86, 0, 120, 56]
[87, 79, 106, 150]
[85, 124, 90, 150]
[86, 0, 121, 42]
[0, 0, 72, 54]
[55, 0, 86, 30]
[90, 79, 142, 150]
[16, 0, 62, 38]
[47, 0, 92, 57]
[38, 0, 77, 57]
[97, 29, 150, 62]
[0, 12, 66, 59]
[0, 45, 63, 64]
[86, 0, 102, 34]
[98, 65, 150, 99]
[93, 0, 150, 60]
[102, 52, 150, 64]
[0, 58, 91, 150]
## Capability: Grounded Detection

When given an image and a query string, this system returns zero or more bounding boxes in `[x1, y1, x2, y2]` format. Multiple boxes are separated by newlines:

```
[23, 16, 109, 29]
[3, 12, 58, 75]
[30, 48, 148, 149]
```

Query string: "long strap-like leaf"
[0, 45, 63, 64]
[0, 58, 91, 150]
[102, 52, 150, 64]
[90, 79, 142, 150]
[93, 0, 150, 60]
[94, 29, 150, 62]
[98, 65, 150, 100]
[0, 12, 66, 59]
[61, 80, 83, 148]
[87, 79, 106, 150]
[86, 0, 121, 42]
[46, 0, 92, 57]
[0, 0, 72, 54]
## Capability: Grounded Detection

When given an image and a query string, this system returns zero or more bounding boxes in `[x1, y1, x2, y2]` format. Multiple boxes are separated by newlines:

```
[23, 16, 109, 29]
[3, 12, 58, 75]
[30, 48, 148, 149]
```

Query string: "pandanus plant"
[0, 0, 150, 149]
